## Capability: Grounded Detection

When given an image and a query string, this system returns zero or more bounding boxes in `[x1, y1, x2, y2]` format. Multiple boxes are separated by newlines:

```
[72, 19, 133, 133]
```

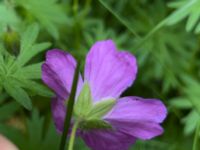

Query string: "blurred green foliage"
[0, 0, 200, 150]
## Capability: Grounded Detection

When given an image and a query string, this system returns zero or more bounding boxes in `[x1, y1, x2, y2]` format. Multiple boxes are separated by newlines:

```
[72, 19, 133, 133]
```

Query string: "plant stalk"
[68, 121, 79, 150]
[59, 61, 80, 150]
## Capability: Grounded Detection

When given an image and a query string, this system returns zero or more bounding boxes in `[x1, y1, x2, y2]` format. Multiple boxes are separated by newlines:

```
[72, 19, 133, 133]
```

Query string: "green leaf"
[0, 2, 20, 33]
[41, 121, 61, 150]
[17, 42, 51, 67]
[14, 63, 42, 79]
[10, 77, 53, 97]
[167, 0, 194, 25]
[25, 109, 60, 150]
[20, 23, 39, 52]
[87, 99, 116, 119]
[0, 24, 52, 104]
[16, 0, 68, 39]
[182, 76, 200, 114]
[2, 109, 61, 150]
[3, 79, 32, 110]
[195, 21, 200, 33]
[74, 82, 93, 118]
[186, 10, 200, 32]
[19, 79, 54, 97]
[170, 98, 192, 109]
[167, 0, 200, 34]
[15, 24, 51, 67]
[25, 109, 48, 149]
[182, 110, 200, 135]
[172, 76, 200, 135]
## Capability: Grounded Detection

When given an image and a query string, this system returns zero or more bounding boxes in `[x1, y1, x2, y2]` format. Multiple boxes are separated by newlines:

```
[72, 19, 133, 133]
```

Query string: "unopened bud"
[3, 27, 20, 56]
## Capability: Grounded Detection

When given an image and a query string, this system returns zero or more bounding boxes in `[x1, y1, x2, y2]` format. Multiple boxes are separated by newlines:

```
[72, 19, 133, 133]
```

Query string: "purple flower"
[42, 40, 167, 150]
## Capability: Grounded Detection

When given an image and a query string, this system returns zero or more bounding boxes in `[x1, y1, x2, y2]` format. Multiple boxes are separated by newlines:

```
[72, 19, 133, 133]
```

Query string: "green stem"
[98, 0, 140, 39]
[73, 0, 80, 50]
[133, 18, 168, 52]
[68, 121, 79, 150]
[59, 62, 80, 150]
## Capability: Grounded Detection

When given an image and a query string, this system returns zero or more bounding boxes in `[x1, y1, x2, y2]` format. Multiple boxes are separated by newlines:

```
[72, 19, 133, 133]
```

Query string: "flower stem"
[68, 121, 79, 150]
[59, 62, 80, 150]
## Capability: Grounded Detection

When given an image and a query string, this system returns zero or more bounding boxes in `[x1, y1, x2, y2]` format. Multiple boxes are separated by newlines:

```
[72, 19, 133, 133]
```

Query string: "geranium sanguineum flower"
[42, 40, 167, 150]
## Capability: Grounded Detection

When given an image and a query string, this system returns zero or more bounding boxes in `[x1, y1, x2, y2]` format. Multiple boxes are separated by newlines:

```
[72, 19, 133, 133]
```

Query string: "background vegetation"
[0, 0, 200, 149]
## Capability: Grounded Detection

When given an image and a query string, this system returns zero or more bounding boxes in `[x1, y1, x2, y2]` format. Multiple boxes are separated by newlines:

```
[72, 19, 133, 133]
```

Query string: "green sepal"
[79, 119, 112, 130]
[74, 82, 93, 118]
[87, 99, 116, 119]
[73, 83, 116, 131]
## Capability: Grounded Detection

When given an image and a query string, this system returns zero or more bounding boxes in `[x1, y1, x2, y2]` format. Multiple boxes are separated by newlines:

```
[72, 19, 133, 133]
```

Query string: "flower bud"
[3, 27, 20, 56]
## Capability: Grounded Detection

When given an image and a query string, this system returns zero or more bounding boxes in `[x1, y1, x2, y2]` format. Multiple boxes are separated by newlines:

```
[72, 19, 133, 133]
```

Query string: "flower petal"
[51, 97, 66, 133]
[108, 120, 164, 140]
[105, 96, 167, 123]
[81, 130, 136, 150]
[42, 49, 83, 99]
[84, 40, 137, 101]
[104, 96, 167, 140]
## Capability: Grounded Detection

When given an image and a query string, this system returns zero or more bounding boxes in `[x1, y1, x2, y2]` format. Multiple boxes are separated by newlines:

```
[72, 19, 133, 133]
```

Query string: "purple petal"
[51, 97, 66, 133]
[42, 49, 83, 99]
[52, 97, 76, 135]
[104, 96, 167, 140]
[108, 120, 164, 140]
[105, 96, 167, 123]
[84, 40, 137, 101]
[81, 130, 136, 150]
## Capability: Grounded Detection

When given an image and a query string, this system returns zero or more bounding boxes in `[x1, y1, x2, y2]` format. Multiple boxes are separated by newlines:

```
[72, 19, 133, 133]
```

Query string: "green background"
[0, 0, 200, 149]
